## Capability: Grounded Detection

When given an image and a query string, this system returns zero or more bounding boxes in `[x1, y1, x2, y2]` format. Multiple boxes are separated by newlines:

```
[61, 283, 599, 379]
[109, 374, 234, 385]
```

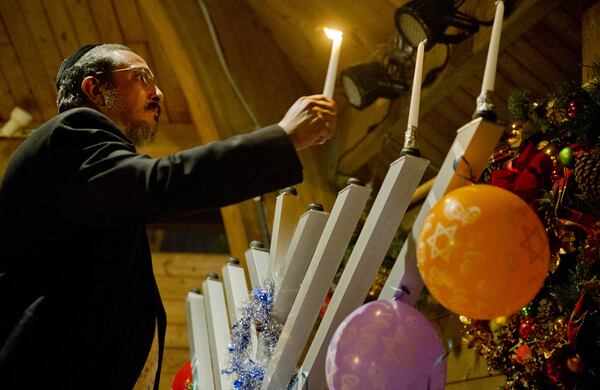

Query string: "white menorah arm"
[262, 181, 371, 390]
[203, 276, 233, 390]
[301, 153, 429, 388]
[273, 205, 329, 324]
[245, 242, 270, 289]
[186, 290, 216, 390]
[222, 258, 258, 357]
[380, 117, 504, 304]
[269, 188, 303, 276]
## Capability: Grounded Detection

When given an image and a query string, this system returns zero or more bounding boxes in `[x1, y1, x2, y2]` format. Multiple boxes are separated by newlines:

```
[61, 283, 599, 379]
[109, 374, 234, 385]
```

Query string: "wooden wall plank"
[414, 125, 450, 168]
[87, 0, 123, 43]
[423, 109, 460, 144]
[582, 2, 600, 83]
[160, 347, 189, 390]
[64, 0, 101, 44]
[20, 0, 64, 89]
[43, 0, 81, 58]
[499, 52, 548, 95]
[155, 275, 203, 302]
[542, 8, 581, 51]
[163, 299, 187, 324]
[0, 43, 43, 122]
[152, 252, 227, 278]
[202, 0, 311, 125]
[435, 97, 469, 128]
[505, 43, 563, 91]
[453, 87, 478, 118]
[523, 24, 579, 77]
[494, 73, 517, 120]
[112, 0, 145, 43]
[247, 0, 398, 93]
[165, 322, 189, 349]
[0, 69, 16, 122]
[0, 2, 57, 120]
[136, 16, 191, 124]
[0, 14, 9, 44]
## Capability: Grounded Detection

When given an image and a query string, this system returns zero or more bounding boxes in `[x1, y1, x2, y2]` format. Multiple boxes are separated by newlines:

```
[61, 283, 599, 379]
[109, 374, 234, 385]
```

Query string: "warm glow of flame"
[324, 27, 343, 40]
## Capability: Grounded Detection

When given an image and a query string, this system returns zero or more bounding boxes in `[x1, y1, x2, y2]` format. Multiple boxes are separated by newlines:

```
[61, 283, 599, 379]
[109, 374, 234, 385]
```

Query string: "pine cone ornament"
[574, 149, 600, 205]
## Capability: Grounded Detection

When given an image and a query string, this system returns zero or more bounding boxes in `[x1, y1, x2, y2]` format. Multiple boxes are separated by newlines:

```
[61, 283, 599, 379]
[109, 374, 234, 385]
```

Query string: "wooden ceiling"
[0, 0, 593, 191]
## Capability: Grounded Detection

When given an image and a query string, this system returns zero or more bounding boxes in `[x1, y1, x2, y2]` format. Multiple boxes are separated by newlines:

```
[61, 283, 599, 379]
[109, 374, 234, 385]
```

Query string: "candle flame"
[324, 27, 342, 40]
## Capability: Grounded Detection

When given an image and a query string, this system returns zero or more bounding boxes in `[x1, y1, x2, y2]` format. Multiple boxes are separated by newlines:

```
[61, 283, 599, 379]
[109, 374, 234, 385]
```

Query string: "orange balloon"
[417, 184, 549, 319]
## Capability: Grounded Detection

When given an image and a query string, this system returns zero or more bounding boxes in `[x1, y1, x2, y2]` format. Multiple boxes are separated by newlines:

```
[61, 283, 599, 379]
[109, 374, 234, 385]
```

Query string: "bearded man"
[0, 44, 335, 389]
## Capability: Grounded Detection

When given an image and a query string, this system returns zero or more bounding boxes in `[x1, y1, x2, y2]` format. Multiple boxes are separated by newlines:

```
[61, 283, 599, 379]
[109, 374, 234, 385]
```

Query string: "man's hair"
[56, 44, 133, 113]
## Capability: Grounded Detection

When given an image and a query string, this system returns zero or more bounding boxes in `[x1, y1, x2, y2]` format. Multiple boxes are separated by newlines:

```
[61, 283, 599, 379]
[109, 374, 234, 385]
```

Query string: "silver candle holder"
[400, 124, 421, 156]
[473, 89, 497, 121]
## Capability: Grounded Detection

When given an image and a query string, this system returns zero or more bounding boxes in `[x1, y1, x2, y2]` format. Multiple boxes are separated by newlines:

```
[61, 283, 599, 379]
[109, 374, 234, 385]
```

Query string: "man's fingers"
[301, 96, 337, 110]
[312, 106, 336, 115]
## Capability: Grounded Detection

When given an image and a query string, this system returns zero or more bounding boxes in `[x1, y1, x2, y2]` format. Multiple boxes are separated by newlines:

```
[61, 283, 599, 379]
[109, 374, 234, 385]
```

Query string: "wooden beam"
[138, 0, 222, 144]
[63, 0, 101, 45]
[139, 0, 337, 264]
[0, 2, 57, 120]
[338, 0, 562, 175]
[582, 2, 600, 83]
[138, 0, 257, 263]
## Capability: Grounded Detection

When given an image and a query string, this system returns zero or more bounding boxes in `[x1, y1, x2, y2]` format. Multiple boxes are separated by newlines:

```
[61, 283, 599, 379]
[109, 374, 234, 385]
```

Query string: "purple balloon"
[326, 300, 446, 390]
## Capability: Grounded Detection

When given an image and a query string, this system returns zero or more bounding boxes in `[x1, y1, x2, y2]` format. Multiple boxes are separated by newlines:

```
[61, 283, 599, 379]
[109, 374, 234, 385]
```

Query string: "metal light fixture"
[395, 0, 490, 50]
[341, 36, 416, 110]
[341, 62, 408, 110]
[342, 0, 510, 110]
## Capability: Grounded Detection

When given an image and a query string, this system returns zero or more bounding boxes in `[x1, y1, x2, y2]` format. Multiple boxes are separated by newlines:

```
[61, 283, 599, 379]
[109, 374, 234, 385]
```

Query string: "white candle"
[407, 39, 426, 129]
[481, 1, 505, 94]
[323, 28, 343, 99]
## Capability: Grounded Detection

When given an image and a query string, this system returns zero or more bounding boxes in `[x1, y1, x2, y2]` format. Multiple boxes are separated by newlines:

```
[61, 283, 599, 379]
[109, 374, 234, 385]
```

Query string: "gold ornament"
[546, 98, 567, 125]
[506, 120, 524, 147]
[490, 316, 508, 330]
[459, 315, 472, 325]
[553, 316, 567, 333]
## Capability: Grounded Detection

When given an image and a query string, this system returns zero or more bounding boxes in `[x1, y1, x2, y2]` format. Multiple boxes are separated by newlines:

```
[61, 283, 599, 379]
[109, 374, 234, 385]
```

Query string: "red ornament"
[519, 317, 536, 339]
[544, 356, 564, 384]
[172, 360, 194, 390]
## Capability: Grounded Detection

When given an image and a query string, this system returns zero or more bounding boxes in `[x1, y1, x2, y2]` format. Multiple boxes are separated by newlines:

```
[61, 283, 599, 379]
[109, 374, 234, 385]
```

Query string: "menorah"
[185, 2, 507, 388]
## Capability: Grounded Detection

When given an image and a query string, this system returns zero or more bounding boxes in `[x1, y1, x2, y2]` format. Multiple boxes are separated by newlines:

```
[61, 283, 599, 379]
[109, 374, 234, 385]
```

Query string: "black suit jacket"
[0, 107, 302, 389]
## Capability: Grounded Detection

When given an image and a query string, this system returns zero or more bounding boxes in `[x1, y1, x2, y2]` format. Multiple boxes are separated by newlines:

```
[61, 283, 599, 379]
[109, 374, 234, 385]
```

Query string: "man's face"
[100, 50, 164, 146]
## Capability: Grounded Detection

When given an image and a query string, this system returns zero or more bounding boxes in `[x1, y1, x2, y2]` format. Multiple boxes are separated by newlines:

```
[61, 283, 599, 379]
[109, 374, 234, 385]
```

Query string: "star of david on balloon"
[425, 222, 458, 262]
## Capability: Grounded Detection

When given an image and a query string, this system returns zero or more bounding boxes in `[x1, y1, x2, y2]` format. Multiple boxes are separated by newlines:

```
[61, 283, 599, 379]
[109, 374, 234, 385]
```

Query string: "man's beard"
[124, 122, 156, 147]
[102, 87, 157, 146]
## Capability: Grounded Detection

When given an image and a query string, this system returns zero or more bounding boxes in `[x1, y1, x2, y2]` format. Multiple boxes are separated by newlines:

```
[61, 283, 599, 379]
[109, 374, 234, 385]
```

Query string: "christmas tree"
[462, 64, 600, 389]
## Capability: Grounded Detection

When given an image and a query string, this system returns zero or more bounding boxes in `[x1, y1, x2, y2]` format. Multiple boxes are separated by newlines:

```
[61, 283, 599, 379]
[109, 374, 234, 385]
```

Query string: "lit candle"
[407, 39, 426, 129]
[323, 28, 343, 99]
[481, 1, 504, 94]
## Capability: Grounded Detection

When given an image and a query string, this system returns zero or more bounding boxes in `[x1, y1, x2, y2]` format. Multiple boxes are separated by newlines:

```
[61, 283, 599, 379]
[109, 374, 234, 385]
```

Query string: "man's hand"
[278, 95, 337, 151]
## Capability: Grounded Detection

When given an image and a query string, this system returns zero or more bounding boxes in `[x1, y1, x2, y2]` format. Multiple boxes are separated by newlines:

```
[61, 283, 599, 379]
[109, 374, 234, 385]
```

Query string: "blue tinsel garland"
[222, 280, 282, 390]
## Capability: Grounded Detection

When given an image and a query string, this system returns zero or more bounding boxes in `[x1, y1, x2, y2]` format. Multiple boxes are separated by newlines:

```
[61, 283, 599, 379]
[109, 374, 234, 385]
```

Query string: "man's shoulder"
[38, 108, 132, 147]
[56, 107, 117, 130]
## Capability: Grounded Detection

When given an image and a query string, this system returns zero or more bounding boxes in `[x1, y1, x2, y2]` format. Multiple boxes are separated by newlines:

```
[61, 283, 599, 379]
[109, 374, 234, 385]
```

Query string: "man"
[0, 44, 335, 389]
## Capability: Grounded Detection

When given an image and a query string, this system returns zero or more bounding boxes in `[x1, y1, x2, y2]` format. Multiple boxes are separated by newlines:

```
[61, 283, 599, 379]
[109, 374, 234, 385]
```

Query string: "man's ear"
[81, 76, 104, 106]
